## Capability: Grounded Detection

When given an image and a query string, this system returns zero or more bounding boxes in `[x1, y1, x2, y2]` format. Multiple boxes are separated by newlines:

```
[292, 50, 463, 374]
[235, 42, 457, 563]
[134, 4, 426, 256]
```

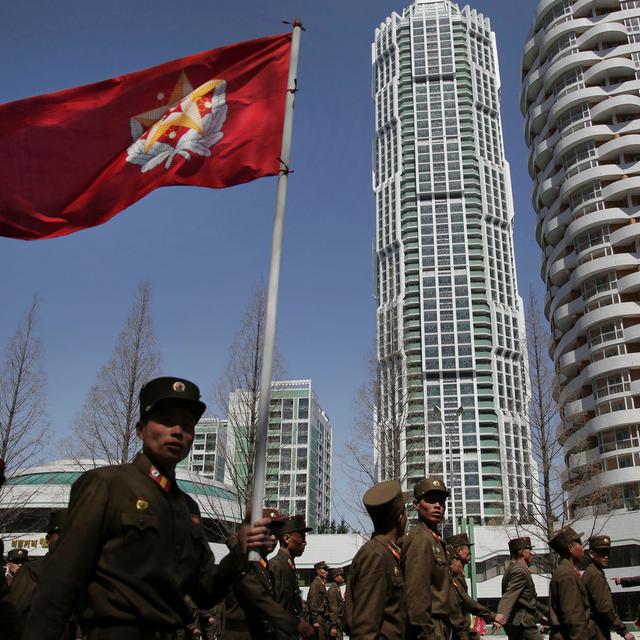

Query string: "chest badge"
[394, 566, 400, 576]
[136, 498, 149, 511]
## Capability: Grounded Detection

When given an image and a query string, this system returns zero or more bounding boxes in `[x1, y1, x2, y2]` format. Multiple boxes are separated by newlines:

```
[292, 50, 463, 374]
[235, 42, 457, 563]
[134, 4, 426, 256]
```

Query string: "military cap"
[363, 479, 405, 523]
[446, 532, 472, 549]
[262, 507, 285, 529]
[413, 476, 450, 500]
[139, 376, 206, 422]
[508, 536, 532, 553]
[589, 534, 612, 551]
[329, 567, 344, 581]
[46, 509, 67, 535]
[7, 548, 28, 562]
[314, 561, 329, 571]
[549, 526, 583, 554]
[279, 514, 312, 535]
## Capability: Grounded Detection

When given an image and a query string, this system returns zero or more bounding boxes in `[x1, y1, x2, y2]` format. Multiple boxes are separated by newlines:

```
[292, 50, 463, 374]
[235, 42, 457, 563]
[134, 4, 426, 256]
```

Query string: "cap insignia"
[136, 498, 149, 511]
[604, 538, 609, 544]
[173, 381, 186, 392]
[433, 480, 440, 487]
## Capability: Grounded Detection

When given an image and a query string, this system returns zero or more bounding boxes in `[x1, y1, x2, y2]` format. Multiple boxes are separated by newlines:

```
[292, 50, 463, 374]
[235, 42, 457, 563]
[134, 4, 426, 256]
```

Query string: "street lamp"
[433, 404, 463, 534]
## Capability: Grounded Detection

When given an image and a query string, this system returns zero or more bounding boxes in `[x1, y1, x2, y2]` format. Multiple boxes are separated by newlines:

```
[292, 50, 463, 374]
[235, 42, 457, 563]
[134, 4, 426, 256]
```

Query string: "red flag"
[0, 34, 291, 240]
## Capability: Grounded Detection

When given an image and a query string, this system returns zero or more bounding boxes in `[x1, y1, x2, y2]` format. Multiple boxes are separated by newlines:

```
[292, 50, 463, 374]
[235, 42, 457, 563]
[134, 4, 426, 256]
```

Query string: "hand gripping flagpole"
[249, 19, 302, 561]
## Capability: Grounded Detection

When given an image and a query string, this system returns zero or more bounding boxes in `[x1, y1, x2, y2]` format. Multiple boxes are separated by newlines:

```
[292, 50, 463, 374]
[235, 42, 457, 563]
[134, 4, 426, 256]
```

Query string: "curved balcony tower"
[522, 0, 640, 517]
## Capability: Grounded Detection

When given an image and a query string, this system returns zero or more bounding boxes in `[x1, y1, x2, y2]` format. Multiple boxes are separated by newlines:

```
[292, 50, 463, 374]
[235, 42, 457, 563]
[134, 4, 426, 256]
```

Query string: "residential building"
[373, 0, 537, 526]
[177, 417, 227, 483]
[265, 380, 332, 530]
[521, 0, 640, 517]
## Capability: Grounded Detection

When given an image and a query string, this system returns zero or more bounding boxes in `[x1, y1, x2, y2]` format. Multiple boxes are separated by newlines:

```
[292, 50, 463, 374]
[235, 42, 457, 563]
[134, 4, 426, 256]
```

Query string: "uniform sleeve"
[269, 557, 288, 610]
[457, 581, 496, 622]
[402, 531, 435, 637]
[7, 563, 38, 621]
[344, 550, 388, 640]
[233, 564, 298, 637]
[22, 471, 109, 640]
[621, 576, 640, 587]
[193, 544, 249, 607]
[497, 566, 527, 620]
[584, 569, 627, 637]
[554, 572, 590, 640]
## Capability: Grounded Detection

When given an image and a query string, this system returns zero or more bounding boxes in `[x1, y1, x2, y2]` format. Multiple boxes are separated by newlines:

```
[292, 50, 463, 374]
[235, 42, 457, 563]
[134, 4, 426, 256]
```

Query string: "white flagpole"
[249, 20, 302, 560]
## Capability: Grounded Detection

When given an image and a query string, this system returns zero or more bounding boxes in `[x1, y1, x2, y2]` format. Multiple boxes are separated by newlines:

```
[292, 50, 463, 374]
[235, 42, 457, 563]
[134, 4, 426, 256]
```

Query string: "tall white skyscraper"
[373, 0, 537, 525]
[522, 0, 640, 517]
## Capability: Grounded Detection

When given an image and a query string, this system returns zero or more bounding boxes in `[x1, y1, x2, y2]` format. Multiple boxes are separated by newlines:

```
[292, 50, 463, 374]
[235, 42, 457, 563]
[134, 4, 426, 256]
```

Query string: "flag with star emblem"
[0, 33, 291, 240]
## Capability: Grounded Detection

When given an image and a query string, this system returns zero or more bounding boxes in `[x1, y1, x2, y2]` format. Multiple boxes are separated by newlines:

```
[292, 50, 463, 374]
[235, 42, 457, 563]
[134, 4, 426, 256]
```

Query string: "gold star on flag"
[133, 72, 194, 131]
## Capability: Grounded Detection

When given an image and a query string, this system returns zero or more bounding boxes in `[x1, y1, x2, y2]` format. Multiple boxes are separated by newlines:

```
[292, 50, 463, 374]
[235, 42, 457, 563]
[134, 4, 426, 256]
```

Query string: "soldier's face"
[568, 540, 584, 563]
[265, 531, 278, 555]
[7, 560, 23, 576]
[286, 531, 307, 558]
[415, 492, 447, 526]
[457, 545, 471, 563]
[590, 549, 609, 568]
[521, 548, 533, 565]
[137, 405, 196, 469]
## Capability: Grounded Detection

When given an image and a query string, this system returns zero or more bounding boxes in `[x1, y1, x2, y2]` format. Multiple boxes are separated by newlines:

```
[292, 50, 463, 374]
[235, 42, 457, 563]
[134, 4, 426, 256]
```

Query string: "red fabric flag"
[0, 34, 291, 240]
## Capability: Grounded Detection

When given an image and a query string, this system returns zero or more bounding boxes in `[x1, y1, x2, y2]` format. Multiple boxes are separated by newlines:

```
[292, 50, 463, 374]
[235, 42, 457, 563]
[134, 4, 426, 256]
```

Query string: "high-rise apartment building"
[181, 380, 332, 529]
[522, 0, 640, 517]
[373, 0, 537, 525]
[265, 380, 332, 530]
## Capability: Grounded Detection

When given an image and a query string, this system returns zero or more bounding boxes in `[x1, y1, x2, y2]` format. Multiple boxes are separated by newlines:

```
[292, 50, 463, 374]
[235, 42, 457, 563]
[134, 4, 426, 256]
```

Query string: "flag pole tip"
[282, 18, 305, 31]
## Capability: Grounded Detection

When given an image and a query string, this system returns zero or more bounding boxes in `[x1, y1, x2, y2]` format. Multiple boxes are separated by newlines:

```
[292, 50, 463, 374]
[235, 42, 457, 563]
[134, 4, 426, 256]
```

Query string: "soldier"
[0, 457, 20, 640]
[446, 532, 496, 629]
[5, 548, 29, 587]
[582, 535, 633, 640]
[271, 515, 311, 623]
[402, 477, 473, 640]
[308, 561, 330, 638]
[223, 509, 313, 639]
[21, 376, 272, 640]
[326, 568, 345, 639]
[548, 526, 596, 640]
[9, 509, 68, 630]
[496, 536, 547, 640]
[344, 479, 407, 639]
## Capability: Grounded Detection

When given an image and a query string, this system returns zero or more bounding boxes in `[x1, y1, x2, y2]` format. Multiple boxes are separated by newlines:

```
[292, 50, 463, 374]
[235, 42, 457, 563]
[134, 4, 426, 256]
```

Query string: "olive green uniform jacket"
[326, 582, 344, 638]
[582, 562, 628, 640]
[308, 575, 329, 636]
[223, 557, 299, 639]
[270, 549, 303, 620]
[497, 560, 547, 635]
[344, 534, 405, 640]
[402, 522, 472, 640]
[21, 454, 248, 640]
[549, 558, 596, 640]
[0, 557, 20, 640]
[451, 569, 496, 623]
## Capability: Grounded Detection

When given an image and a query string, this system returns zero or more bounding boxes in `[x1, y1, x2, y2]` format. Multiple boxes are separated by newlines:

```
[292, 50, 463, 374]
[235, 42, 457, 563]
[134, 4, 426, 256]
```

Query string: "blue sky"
[1, 0, 543, 518]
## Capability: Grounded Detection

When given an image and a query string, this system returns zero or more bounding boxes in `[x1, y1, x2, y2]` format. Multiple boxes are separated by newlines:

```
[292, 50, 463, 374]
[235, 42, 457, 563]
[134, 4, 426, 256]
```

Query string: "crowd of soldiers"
[0, 376, 639, 639]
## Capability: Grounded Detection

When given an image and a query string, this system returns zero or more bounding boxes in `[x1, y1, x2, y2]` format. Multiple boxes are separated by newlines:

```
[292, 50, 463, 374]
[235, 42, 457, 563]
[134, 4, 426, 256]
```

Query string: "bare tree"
[0, 297, 48, 476]
[338, 344, 410, 532]
[69, 281, 160, 465]
[209, 284, 283, 533]
[0, 297, 48, 532]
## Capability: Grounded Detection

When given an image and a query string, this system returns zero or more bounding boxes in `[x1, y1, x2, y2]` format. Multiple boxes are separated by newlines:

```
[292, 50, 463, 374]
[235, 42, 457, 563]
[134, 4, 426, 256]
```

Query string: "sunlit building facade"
[522, 0, 640, 517]
[373, 0, 537, 525]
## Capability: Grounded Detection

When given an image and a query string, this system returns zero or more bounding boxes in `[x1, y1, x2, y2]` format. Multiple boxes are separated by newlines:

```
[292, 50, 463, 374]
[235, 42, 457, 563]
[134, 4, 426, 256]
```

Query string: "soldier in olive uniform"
[582, 535, 633, 640]
[548, 526, 596, 640]
[344, 479, 407, 639]
[271, 515, 311, 624]
[22, 376, 272, 640]
[326, 568, 345, 639]
[496, 536, 548, 640]
[446, 532, 496, 630]
[5, 548, 29, 587]
[0, 458, 20, 640]
[308, 561, 330, 639]
[9, 510, 70, 633]
[402, 477, 474, 640]
[223, 509, 313, 639]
